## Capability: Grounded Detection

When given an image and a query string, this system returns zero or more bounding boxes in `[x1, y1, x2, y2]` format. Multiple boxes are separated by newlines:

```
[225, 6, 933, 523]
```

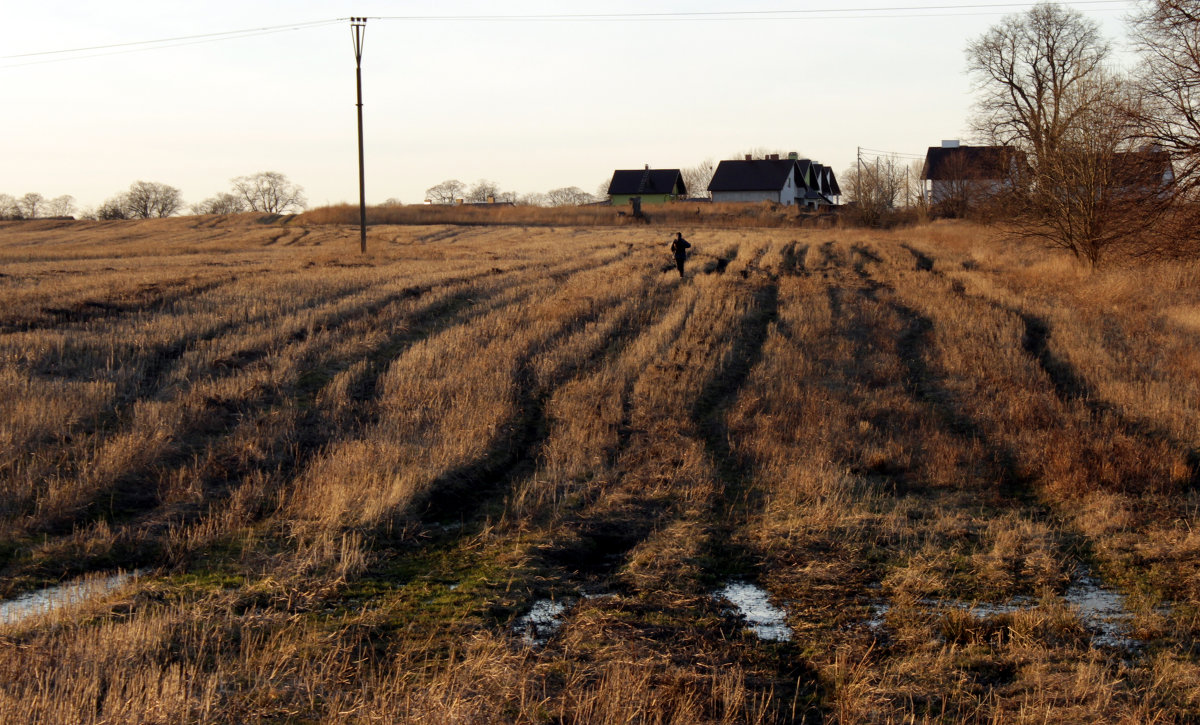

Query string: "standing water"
[0, 570, 142, 625]
[717, 582, 792, 642]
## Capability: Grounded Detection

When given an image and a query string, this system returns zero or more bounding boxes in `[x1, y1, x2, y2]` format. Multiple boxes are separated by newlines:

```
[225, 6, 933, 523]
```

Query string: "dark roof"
[921, 145, 1022, 181]
[1110, 150, 1173, 187]
[708, 159, 797, 192]
[608, 169, 686, 196]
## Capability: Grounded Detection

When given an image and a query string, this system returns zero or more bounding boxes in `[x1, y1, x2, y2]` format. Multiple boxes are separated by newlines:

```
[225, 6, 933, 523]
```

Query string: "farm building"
[607, 167, 687, 206]
[708, 154, 840, 208]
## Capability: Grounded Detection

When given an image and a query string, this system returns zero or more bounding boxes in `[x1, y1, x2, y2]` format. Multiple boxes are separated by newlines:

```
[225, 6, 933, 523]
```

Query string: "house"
[708, 154, 840, 208]
[922, 141, 1172, 211]
[1109, 149, 1174, 196]
[920, 140, 1023, 211]
[607, 166, 687, 206]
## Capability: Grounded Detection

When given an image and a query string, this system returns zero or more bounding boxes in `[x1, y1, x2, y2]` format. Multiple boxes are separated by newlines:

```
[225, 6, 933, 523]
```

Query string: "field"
[0, 213, 1198, 723]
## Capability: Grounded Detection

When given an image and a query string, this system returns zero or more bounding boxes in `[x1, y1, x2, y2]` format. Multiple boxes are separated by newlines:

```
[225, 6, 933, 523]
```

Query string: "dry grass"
[0, 215, 1196, 722]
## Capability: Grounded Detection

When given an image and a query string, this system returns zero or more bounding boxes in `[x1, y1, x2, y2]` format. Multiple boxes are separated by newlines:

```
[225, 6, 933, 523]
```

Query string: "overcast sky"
[2, 1, 1138, 211]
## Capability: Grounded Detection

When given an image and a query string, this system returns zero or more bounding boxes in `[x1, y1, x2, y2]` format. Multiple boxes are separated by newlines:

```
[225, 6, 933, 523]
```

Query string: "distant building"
[1109, 149, 1174, 196]
[920, 141, 1024, 213]
[921, 141, 1172, 213]
[708, 153, 840, 208]
[607, 166, 687, 206]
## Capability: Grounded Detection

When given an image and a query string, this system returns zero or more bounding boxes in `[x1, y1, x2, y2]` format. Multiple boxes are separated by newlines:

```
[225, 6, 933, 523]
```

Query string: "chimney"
[768, 154, 780, 161]
[788, 151, 798, 160]
[487, 195, 495, 204]
[745, 154, 753, 161]
[941, 140, 961, 148]
[645, 163, 650, 169]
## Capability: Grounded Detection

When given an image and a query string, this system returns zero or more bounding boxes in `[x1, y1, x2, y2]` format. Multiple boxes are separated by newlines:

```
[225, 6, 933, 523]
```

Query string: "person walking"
[669, 232, 691, 278]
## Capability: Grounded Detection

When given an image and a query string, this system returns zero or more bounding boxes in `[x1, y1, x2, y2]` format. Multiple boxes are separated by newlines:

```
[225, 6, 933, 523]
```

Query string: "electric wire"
[3, 0, 1134, 67]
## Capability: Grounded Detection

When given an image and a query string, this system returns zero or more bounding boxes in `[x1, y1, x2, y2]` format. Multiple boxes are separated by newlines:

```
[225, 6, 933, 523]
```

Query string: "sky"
[1, 1, 1140, 212]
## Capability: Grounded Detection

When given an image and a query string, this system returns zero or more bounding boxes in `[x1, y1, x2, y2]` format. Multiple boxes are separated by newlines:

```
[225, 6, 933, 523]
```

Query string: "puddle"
[717, 582, 791, 642]
[867, 602, 890, 633]
[864, 570, 1146, 650]
[514, 598, 570, 646]
[0, 570, 142, 625]
[1063, 573, 1137, 649]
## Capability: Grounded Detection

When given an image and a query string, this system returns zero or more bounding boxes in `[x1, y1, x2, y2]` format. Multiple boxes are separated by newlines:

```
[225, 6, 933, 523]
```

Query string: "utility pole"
[856, 146, 862, 204]
[352, 17, 367, 254]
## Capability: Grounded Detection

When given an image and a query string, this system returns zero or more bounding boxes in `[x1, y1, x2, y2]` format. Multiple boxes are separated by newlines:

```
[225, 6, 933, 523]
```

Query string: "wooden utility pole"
[352, 17, 367, 254]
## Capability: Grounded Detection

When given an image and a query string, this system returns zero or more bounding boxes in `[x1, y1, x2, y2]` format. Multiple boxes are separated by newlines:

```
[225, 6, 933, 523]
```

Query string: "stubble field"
[0, 213, 1198, 723]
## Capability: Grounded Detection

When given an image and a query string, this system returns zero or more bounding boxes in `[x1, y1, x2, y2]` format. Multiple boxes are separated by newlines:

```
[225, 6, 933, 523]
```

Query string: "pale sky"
[1, 1, 1138, 212]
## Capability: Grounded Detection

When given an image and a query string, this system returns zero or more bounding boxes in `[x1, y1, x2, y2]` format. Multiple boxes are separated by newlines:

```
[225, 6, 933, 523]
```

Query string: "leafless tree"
[232, 172, 306, 213]
[966, 4, 1167, 265]
[18, 192, 45, 219]
[381, 197, 404, 207]
[0, 194, 20, 219]
[682, 158, 717, 199]
[466, 179, 501, 203]
[425, 179, 465, 205]
[124, 181, 183, 218]
[595, 180, 612, 204]
[97, 195, 130, 220]
[191, 192, 247, 215]
[46, 195, 76, 218]
[1125, 1, 1200, 258]
[843, 155, 908, 225]
[545, 187, 594, 206]
[1131, 1, 1200, 193]
[518, 192, 548, 207]
[967, 3, 1110, 166]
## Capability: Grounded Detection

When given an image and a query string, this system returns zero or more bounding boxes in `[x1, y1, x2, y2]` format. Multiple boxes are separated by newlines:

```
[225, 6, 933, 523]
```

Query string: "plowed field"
[1, 215, 1198, 722]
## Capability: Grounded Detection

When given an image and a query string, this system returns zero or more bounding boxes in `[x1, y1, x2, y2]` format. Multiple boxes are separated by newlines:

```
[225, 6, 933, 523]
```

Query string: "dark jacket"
[670, 237, 691, 258]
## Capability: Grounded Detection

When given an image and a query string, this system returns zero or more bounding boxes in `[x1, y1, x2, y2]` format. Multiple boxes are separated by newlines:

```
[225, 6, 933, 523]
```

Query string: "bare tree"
[842, 155, 908, 225]
[191, 192, 247, 215]
[518, 192, 548, 207]
[97, 195, 130, 220]
[466, 179, 501, 203]
[545, 187, 594, 206]
[232, 172, 306, 213]
[18, 192, 45, 219]
[47, 195, 76, 218]
[682, 158, 717, 199]
[967, 3, 1110, 166]
[425, 179, 465, 205]
[1131, 0, 1200, 195]
[124, 181, 183, 218]
[965, 4, 1163, 265]
[0, 194, 20, 219]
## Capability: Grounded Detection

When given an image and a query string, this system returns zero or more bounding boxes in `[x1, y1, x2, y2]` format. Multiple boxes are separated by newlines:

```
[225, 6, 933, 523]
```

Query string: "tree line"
[0, 172, 306, 221]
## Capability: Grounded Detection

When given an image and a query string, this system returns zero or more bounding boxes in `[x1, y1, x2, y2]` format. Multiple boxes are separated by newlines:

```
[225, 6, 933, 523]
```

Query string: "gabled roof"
[921, 145, 1021, 181]
[608, 169, 686, 196]
[1110, 150, 1173, 188]
[708, 159, 797, 192]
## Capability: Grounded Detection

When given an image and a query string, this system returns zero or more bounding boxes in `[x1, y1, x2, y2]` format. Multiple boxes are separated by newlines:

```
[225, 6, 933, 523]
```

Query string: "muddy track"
[841, 244, 1036, 499]
[906, 243, 1200, 491]
[0, 273, 242, 334]
[4, 257, 580, 493]
[2, 257, 624, 578]
[411, 250, 660, 527]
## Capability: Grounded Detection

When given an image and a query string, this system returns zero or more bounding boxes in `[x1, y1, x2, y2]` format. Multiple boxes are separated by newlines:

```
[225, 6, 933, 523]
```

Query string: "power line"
[1, 19, 343, 67]
[860, 147, 929, 159]
[4, 1, 1133, 62]
[369, 1, 1130, 21]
